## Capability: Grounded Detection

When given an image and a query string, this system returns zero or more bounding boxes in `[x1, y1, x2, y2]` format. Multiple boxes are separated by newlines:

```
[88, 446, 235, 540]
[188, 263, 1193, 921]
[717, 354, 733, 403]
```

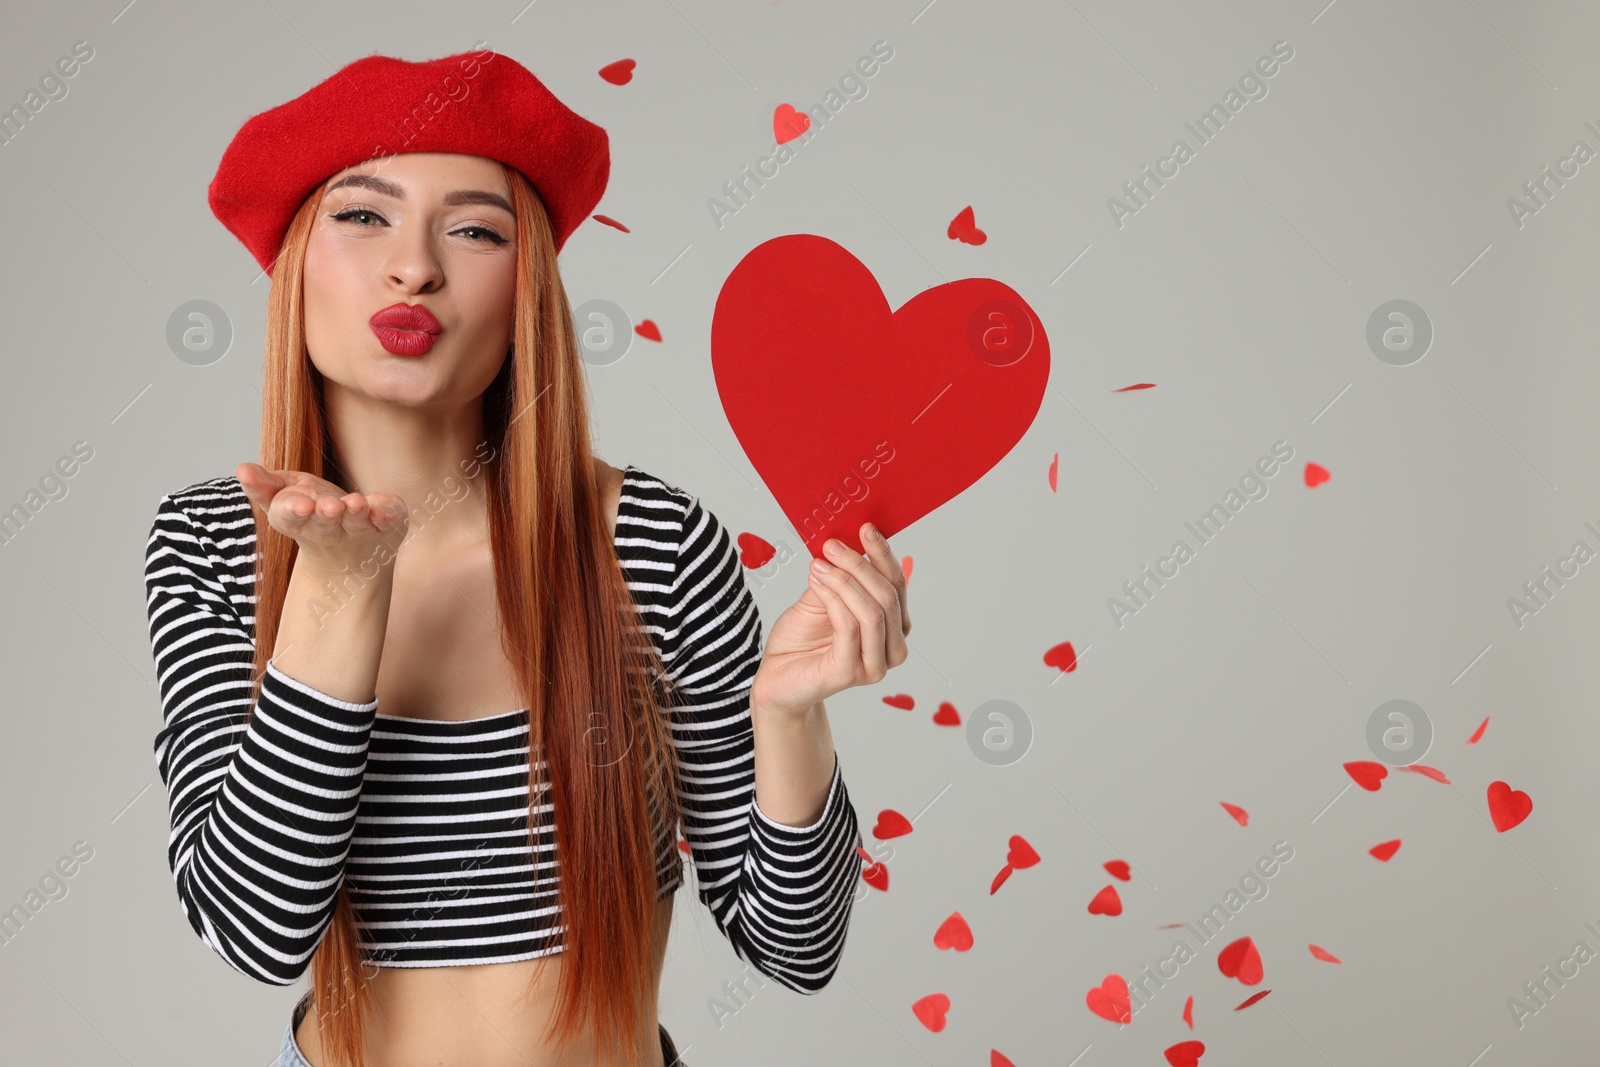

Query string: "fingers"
[812, 543, 893, 682]
[816, 528, 909, 674]
[857, 522, 911, 639]
[806, 563, 864, 680]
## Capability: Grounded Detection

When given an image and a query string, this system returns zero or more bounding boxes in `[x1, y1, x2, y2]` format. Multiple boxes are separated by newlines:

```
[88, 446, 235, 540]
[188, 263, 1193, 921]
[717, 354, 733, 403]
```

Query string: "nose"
[383, 225, 444, 293]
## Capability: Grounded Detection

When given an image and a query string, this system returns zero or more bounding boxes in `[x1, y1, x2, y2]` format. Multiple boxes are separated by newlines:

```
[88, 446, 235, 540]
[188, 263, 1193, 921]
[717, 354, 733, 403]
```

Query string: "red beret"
[208, 49, 609, 275]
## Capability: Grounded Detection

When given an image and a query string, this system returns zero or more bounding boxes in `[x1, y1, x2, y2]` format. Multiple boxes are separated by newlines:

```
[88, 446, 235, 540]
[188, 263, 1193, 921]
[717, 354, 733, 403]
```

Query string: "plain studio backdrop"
[2, 0, 1597, 1064]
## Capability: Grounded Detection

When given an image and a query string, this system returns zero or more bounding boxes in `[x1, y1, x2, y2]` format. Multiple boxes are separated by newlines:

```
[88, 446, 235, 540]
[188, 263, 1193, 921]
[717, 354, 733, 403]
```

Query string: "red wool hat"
[208, 49, 609, 275]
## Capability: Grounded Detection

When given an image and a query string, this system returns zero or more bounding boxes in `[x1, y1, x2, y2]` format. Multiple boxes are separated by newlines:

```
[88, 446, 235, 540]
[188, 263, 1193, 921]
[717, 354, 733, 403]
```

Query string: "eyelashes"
[327, 206, 509, 245]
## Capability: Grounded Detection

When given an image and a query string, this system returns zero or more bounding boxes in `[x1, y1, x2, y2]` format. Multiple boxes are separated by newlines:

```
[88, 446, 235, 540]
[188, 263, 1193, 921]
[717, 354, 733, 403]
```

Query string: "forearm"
[270, 550, 395, 705]
[750, 697, 837, 827]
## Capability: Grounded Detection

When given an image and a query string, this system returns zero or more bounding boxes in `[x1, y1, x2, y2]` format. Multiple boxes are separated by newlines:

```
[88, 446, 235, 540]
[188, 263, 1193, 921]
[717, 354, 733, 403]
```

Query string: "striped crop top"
[144, 465, 864, 992]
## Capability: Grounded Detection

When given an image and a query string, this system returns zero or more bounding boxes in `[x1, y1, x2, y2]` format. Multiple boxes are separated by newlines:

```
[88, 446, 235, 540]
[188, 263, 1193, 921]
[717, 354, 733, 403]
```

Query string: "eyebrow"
[323, 173, 514, 216]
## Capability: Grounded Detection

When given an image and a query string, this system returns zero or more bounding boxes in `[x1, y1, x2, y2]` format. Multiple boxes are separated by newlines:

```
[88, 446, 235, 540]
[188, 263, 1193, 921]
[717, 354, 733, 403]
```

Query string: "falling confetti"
[1487, 780, 1532, 831]
[947, 205, 987, 245]
[872, 809, 913, 840]
[1216, 936, 1263, 985]
[598, 59, 636, 85]
[1343, 761, 1388, 791]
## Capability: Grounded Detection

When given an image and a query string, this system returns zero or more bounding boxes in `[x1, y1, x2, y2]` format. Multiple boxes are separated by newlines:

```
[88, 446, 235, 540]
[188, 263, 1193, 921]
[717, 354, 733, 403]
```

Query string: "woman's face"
[302, 151, 518, 408]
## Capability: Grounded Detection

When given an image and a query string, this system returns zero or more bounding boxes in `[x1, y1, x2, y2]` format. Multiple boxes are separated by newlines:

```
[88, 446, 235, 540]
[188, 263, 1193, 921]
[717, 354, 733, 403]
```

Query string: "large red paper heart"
[911, 992, 950, 1032]
[1487, 780, 1533, 831]
[1216, 936, 1263, 985]
[712, 234, 1050, 558]
[1085, 974, 1131, 1024]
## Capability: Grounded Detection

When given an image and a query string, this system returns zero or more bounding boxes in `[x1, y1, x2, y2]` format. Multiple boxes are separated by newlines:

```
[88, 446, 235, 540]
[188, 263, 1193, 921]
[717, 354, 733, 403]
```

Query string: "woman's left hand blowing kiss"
[750, 522, 912, 717]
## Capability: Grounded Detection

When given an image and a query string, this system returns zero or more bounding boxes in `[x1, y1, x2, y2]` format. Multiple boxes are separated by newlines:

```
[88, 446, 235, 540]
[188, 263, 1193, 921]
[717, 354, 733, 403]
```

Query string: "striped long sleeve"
[661, 494, 865, 993]
[145, 486, 378, 985]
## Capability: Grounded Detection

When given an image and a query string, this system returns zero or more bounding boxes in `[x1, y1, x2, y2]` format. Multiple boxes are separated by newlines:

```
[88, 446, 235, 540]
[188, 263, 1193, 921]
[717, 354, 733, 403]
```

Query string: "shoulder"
[152, 476, 252, 541]
[148, 477, 257, 599]
[613, 465, 733, 555]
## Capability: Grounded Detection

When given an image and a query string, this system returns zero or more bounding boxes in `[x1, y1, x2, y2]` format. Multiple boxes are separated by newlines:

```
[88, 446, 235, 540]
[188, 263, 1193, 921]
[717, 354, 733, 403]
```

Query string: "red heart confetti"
[677, 839, 690, 854]
[736, 532, 775, 569]
[861, 861, 888, 891]
[1309, 944, 1342, 963]
[598, 58, 636, 85]
[933, 912, 973, 952]
[1043, 641, 1077, 672]
[1087, 884, 1122, 916]
[932, 702, 961, 726]
[1399, 764, 1449, 784]
[1487, 780, 1532, 831]
[902, 555, 914, 581]
[1182, 995, 1193, 1029]
[1104, 859, 1131, 882]
[911, 993, 950, 1032]
[1048, 453, 1059, 492]
[1164, 1040, 1205, 1067]
[882, 694, 915, 710]
[1085, 974, 1131, 1024]
[1157, 923, 1186, 929]
[872, 809, 913, 840]
[1343, 761, 1388, 791]
[1216, 936, 1263, 985]
[990, 864, 1013, 894]
[991, 1053, 1016, 1067]
[592, 214, 630, 232]
[1468, 716, 1489, 744]
[1220, 802, 1250, 827]
[1369, 839, 1402, 861]
[1234, 989, 1271, 1011]
[635, 320, 661, 342]
[1007, 835, 1040, 868]
[1304, 462, 1331, 488]
[1115, 382, 1157, 392]
[773, 103, 810, 143]
[947, 205, 987, 245]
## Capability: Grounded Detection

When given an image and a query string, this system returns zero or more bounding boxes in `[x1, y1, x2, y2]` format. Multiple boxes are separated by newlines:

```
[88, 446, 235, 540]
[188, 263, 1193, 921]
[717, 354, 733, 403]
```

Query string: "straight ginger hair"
[243, 161, 685, 1067]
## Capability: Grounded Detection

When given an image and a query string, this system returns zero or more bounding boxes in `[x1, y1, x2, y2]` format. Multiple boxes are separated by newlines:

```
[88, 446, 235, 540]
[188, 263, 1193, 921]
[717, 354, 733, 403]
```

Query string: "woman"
[144, 51, 910, 1067]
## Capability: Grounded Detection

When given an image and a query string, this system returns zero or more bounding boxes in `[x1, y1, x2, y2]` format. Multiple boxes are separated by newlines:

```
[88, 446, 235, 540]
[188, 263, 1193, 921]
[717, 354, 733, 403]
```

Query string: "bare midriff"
[294, 896, 673, 1067]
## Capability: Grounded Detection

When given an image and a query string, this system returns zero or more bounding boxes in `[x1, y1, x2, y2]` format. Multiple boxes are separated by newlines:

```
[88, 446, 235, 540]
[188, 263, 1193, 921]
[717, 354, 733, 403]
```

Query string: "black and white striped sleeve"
[661, 494, 865, 994]
[145, 488, 378, 985]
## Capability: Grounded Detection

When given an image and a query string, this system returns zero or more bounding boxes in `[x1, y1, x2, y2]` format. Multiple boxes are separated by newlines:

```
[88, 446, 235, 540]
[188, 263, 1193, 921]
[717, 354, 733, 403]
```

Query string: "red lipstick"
[369, 302, 443, 356]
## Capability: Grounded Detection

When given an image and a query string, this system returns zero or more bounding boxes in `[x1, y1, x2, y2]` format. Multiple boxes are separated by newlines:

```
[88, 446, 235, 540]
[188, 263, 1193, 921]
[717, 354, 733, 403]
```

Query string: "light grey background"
[2, 0, 1597, 1064]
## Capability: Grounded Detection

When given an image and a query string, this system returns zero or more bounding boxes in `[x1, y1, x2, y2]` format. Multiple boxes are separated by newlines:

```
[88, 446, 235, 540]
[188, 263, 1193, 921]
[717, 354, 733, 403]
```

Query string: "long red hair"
[242, 162, 682, 1066]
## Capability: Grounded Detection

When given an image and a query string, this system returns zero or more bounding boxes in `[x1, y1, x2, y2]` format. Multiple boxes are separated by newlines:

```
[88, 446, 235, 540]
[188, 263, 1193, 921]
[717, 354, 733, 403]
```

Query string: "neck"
[321, 380, 494, 553]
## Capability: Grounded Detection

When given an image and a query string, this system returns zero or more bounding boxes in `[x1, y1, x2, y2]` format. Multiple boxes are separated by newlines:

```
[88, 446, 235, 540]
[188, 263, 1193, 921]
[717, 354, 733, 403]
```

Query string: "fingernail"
[813, 557, 833, 573]
[864, 524, 881, 543]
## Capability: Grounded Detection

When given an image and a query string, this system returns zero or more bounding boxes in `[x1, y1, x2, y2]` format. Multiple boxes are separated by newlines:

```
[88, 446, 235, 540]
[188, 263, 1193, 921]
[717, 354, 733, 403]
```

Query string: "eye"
[330, 206, 384, 227]
[453, 224, 508, 245]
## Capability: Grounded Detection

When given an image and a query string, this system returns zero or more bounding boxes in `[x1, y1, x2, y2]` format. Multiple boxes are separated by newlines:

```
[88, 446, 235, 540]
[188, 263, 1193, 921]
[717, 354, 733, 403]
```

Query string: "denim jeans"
[279, 990, 687, 1065]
